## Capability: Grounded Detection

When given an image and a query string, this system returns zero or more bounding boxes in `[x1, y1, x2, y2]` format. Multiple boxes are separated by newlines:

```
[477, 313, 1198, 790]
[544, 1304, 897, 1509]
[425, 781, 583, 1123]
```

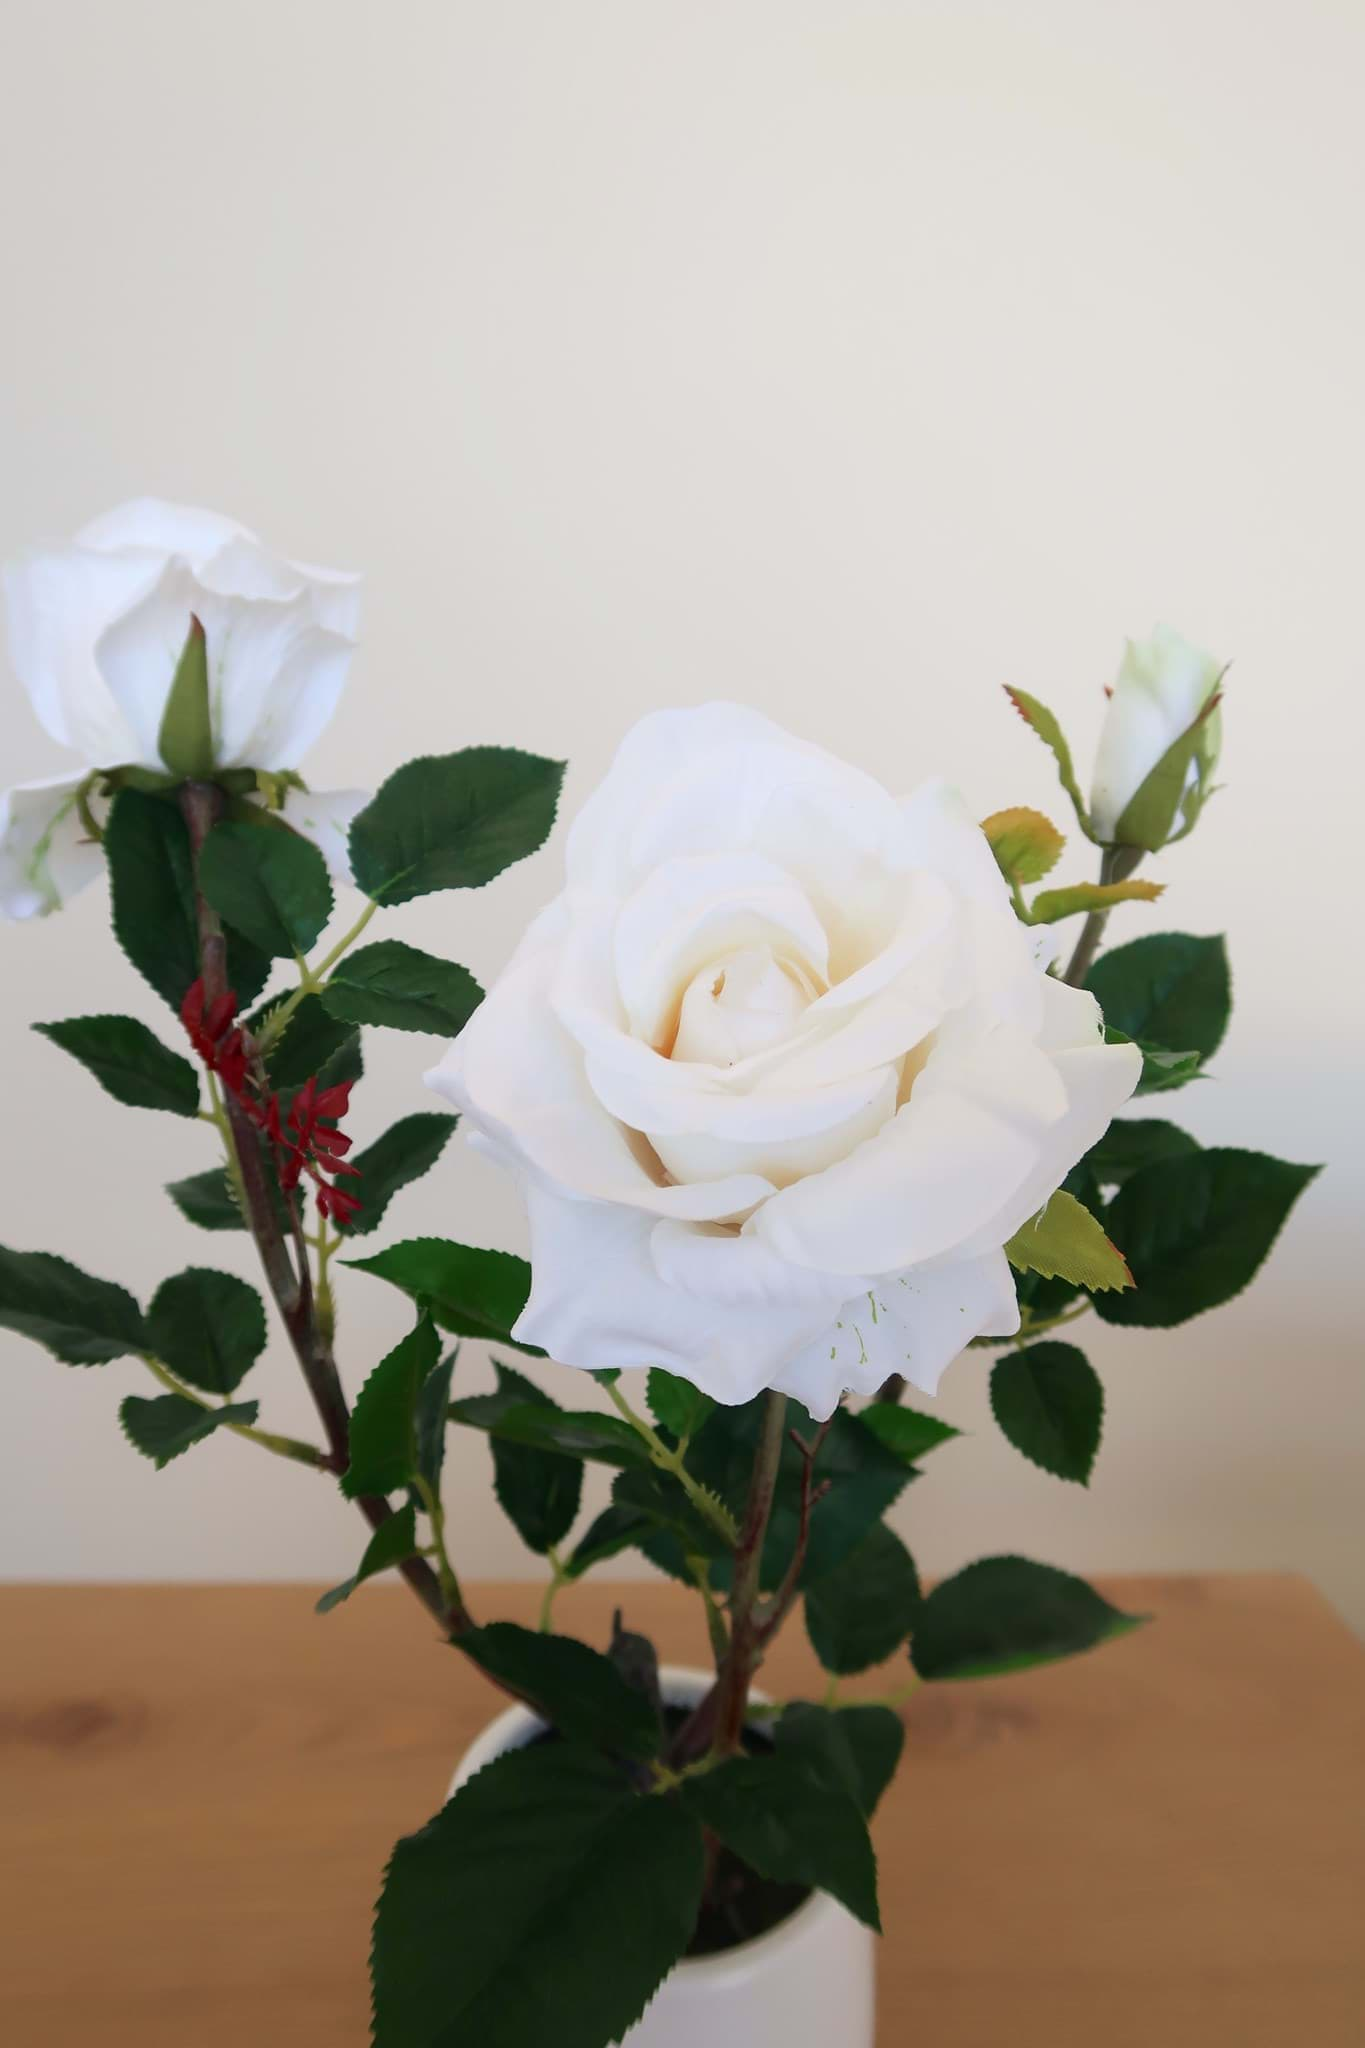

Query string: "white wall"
[2, 1, 1361, 1626]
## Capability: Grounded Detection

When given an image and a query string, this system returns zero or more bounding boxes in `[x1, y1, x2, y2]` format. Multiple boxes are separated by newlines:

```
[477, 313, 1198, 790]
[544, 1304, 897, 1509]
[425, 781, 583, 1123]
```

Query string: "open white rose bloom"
[430, 705, 1142, 1419]
[0, 498, 366, 917]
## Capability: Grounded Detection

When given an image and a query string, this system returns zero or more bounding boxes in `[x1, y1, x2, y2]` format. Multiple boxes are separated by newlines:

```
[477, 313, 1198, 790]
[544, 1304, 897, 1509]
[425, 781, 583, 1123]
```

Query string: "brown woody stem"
[701, 1391, 790, 1761]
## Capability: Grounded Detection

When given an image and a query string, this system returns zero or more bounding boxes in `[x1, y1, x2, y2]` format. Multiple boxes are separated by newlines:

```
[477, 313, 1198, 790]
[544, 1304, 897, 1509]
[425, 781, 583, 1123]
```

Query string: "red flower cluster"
[180, 978, 363, 1228]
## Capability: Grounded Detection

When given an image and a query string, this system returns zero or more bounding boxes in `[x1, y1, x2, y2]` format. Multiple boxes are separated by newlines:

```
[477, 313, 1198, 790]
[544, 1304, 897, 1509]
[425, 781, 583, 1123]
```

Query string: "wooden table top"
[1, 1574, 1362, 2046]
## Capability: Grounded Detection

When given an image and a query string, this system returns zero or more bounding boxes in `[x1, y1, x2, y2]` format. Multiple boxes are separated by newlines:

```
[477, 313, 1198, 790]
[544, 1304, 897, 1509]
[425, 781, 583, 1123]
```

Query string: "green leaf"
[321, 941, 483, 1037]
[911, 1556, 1146, 1681]
[145, 1268, 266, 1394]
[371, 1744, 704, 2048]
[478, 1364, 583, 1555]
[252, 992, 361, 1093]
[804, 1524, 921, 1674]
[460, 1623, 662, 1758]
[1104, 1028, 1205, 1095]
[453, 1396, 648, 1470]
[1096, 1149, 1320, 1329]
[155, 617, 214, 779]
[858, 1400, 961, 1462]
[1028, 878, 1164, 924]
[104, 788, 271, 1012]
[1086, 1117, 1200, 1187]
[565, 1503, 656, 1579]
[33, 1014, 200, 1118]
[0, 1246, 146, 1365]
[119, 1392, 260, 1468]
[198, 821, 333, 957]
[646, 1370, 714, 1442]
[342, 1312, 439, 1499]
[775, 1702, 905, 1819]
[166, 1167, 244, 1231]
[350, 748, 566, 906]
[345, 1237, 542, 1354]
[414, 1348, 459, 1494]
[1111, 693, 1222, 850]
[990, 1343, 1103, 1484]
[609, 1464, 733, 1561]
[1086, 932, 1230, 1078]
[980, 806, 1065, 885]
[1003, 687, 1093, 835]
[336, 1113, 458, 1239]
[1005, 1189, 1132, 1293]
[316, 1504, 420, 1613]
[681, 1758, 880, 1931]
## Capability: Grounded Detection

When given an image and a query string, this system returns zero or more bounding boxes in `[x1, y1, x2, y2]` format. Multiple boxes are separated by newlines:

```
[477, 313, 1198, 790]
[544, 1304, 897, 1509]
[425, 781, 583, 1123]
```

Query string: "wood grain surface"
[1, 1574, 1362, 2046]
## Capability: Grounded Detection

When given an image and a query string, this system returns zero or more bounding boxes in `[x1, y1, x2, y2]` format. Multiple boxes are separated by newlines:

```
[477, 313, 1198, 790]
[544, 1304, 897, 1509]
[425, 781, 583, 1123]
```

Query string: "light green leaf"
[1028, 878, 1164, 924]
[316, 1504, 420, 1613]
[198, 821, 333, 957]
[119, 1392, 260, 1468]
[1005, 1189, 1131, 1293]
[911, 1555, 1146, 1680]
[350, 748, 566, 905]
[1003, 687, 1093, 835]
[989, 1342, 1103, 1483]
[321, 941, 483, 1037]
[34, 1014, 199, 1117]
[155, 617, 214, 779]
[981, 805, 1066, 885]
[0, 1246, 146, 1365]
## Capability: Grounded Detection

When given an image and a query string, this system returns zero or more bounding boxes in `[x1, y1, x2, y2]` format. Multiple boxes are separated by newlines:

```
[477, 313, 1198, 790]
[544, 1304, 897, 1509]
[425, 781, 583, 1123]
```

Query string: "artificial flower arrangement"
[1, 503, 1315, 2048]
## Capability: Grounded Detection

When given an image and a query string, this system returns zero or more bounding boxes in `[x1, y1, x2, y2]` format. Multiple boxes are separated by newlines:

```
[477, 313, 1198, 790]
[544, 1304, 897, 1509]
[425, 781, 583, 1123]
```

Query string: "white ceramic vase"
[449, 1666, 876, 2048]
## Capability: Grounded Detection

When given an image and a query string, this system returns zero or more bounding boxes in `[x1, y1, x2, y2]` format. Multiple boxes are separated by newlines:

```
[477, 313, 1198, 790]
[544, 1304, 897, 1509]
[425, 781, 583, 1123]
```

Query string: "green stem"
[689, 1555, 730, 1665]
[538, 1547, 568, 1633]
[256, 898, 379, 1051]
[845, 1675, 923, 1713]
[413, 1473, 466, 1617]
[141, 1355, 326, 1467]
[603, 1379, 740, 1544]
[1064, 845, 1142, 986]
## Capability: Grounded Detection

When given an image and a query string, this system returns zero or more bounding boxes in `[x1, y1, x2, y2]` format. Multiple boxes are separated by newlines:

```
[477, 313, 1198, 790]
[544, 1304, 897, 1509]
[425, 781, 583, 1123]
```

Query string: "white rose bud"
[1088, 625, 1223, 847]
[1, 498, 368, 917]
[429, 704, 1141, 1419]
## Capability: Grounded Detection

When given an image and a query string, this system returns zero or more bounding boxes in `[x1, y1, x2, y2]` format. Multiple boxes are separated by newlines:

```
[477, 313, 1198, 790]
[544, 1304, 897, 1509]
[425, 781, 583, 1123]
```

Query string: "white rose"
[429, 704, 1141, 1420]
[1089, 624, 1222, 844]
[1, 498, 367, 917]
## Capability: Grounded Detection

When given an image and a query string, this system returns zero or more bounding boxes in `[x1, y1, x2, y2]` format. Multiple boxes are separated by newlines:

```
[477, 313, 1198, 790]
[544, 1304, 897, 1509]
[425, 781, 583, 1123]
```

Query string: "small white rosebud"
[1089, 625, 1223, 847]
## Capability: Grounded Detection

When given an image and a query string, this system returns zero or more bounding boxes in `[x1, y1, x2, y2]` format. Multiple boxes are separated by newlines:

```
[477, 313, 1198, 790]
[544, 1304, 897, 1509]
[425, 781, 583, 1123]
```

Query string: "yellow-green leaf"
[1003, 688, 1094, 837]
[981, 806, 1066, 885]
[1004, 1190, 1132, 1293]
[1111, 691, 1222, 851]
[1028, 878, 1164, 925]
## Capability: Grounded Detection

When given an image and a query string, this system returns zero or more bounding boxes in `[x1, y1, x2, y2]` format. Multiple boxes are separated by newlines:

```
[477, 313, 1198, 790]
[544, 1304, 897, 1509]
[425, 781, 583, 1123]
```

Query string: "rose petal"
[0, 772, 105, 919]
[275, 786, 370, 885]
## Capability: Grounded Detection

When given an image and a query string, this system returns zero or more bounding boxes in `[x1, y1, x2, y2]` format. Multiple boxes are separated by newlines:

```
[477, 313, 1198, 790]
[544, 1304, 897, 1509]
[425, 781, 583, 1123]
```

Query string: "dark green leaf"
[346, 1237, 542, 1354]
[146, 1268, 266, 1394]
[647, 1370, 714, 1442]
[371, 1744, 703, 2048]
[480, 1364, 583, 1555]
[804, 1524, 921, 1674]
[990, 1343, 1103, 1483]
[198, 821, 333, 957]
[316, 1504, 419, 1613]
[1087, 1117, 1200, 1187]
[460, 1623, 661, 1758]
[1086, 933, 1230, 1077]
[119, 1392, 259, 1468]
[453, 1396, 648, 1469]
[565, 1503, 656, 1579]
[0, 1246, 146, 1365]
[155, 617, 214, 778]
[681, 1758, 880, 1931]
[342, 1312, 439, 1499]
[1104, 1029, 1205, 1095]
[858, 1400, 961, 1462]
[607, 1613, 663, 1736]
[414, 1348, 459, 1494]
[166, 1166, 244, 1231]
[350, 748, 565, 905]
[337, 1113, 458, 1239]
[105, 788, 270, 1012]
[775, 1702, 905, 1819]
[911, 1556, 1146, 1681]
[1096, 1149, 1320, 1328]
[33, 1015, 199, 1117]
[610, 1464, 732, 1559]
[252, 992, 362, 1094]
[321, 941, 483, 1037]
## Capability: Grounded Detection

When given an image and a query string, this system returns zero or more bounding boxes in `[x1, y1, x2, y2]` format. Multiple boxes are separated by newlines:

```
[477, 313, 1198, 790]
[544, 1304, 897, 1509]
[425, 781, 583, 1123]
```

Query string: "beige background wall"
[2, 1, 1361, 1627]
